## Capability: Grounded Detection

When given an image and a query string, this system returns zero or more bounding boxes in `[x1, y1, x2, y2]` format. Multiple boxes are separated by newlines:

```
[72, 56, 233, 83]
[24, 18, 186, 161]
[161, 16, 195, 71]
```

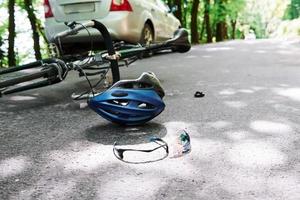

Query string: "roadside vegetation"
[0, 0, 299, 67]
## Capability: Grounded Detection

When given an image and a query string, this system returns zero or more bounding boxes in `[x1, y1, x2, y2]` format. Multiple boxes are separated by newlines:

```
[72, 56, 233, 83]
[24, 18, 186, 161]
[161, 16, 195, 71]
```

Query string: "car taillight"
[110, 0, 133, 11]
[44, 0, 54, 18]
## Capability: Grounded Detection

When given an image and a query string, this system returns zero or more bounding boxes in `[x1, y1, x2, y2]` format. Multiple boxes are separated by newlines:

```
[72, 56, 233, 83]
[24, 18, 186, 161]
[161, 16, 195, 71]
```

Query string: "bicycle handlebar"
[55, 20, 120, 83]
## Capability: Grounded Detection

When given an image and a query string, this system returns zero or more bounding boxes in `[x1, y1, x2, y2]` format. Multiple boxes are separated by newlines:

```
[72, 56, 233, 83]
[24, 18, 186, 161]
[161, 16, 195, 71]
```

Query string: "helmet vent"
[109, 100, 129, 106]
[138, 103, 155, 109]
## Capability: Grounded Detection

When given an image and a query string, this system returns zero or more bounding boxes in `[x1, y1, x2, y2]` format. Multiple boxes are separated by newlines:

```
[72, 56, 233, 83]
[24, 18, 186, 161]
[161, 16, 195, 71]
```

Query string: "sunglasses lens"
[169, 130, 191, 158]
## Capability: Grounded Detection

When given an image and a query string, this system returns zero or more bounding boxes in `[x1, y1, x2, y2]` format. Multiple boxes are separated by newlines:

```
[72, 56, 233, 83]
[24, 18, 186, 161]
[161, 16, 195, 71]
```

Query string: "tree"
[191, 0, 200, 44]
[204, 0, 212, 42]
[215, 0, 228, 41]
[36, 18, 51, 56]
[283, 0, 300, 20]
[173, 0, 183, 24]
[21, 0, 42, 60]
[227, 0, 245, 39]
[8, 0, 16, 67]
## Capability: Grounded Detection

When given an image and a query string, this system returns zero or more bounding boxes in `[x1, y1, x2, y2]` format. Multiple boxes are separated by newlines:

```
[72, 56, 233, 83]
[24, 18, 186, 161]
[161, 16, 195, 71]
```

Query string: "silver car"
[44, 0, 180, 53]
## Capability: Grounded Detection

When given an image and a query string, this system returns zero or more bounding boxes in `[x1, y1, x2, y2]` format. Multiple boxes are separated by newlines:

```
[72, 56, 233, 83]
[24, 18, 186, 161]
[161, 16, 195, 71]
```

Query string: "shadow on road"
[85, 122, 167, 145]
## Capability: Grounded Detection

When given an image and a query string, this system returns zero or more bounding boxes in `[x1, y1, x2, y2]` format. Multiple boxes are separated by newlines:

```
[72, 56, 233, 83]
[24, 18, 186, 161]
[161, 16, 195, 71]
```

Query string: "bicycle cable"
[72, 67, 109, 101]
[70, 22, 107, 101]
[75, 22, 94, 67]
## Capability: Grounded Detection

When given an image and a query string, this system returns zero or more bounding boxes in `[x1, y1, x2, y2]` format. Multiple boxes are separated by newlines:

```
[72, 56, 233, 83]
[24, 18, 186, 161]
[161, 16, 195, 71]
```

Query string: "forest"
[0, 0, 299, 67]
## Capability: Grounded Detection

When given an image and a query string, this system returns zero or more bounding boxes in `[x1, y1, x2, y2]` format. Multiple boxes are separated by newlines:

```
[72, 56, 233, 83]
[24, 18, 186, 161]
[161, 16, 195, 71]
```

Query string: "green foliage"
[0, 35, 7, 68]
[15, 0, 25, 9]
[227, 0, 246, 21]
[283, 0, 300, 19]
[239, 11, 265, 38]
[213, 0, 227, 22]
[0, 22, 8, 36]
[248, 14, 265, 38]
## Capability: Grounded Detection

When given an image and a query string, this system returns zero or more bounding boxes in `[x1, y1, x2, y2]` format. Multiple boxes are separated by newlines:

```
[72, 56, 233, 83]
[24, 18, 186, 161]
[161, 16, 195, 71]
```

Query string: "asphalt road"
[1, 39, 300, 200]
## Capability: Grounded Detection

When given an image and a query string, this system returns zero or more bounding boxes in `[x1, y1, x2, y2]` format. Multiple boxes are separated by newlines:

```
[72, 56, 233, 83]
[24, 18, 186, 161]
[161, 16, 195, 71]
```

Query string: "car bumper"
[45, 12, 141, 44]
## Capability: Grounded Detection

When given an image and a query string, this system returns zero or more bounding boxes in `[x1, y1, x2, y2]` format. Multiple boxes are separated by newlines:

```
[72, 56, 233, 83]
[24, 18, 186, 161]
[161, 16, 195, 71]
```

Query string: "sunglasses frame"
[113, 137, 169, 164]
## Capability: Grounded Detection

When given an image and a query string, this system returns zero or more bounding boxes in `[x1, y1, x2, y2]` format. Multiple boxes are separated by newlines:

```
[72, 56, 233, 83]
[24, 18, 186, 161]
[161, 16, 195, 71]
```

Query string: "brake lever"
[65, 21, 77, 29]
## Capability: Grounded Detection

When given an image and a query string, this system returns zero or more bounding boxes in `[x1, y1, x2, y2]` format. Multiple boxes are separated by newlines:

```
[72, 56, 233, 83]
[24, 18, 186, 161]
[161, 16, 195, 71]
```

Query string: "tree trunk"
[191, 0, 200, 44]
[174, 0, 183, 25]
[24, 0, 42, 60]
[216, 22, 227, 41]
[8, 0, 16, 67]
[204, 0, 212, 43]
[0, 36, 4, 68]
[36, 20, 51, 56]
[231, 19, 236, 39]
[215, 0, 227, 42]
[199, 19, 205, 41]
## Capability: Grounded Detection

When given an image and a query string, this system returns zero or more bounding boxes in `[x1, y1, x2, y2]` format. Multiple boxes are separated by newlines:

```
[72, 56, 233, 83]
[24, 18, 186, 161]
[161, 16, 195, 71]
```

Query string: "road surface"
[1, 39, 300, 200]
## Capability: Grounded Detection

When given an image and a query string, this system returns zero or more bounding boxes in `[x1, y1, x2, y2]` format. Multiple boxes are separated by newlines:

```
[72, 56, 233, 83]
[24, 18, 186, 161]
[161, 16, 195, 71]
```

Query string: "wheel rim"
[143, 27, 153, 45]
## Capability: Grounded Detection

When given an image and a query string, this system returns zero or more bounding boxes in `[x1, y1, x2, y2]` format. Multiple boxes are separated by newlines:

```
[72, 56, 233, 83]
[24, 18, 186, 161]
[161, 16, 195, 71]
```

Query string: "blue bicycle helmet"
[88, 72, 165, 125]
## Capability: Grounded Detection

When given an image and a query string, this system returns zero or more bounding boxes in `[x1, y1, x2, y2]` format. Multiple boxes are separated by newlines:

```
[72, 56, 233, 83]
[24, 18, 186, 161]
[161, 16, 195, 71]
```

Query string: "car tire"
[140, 23, 154, 45]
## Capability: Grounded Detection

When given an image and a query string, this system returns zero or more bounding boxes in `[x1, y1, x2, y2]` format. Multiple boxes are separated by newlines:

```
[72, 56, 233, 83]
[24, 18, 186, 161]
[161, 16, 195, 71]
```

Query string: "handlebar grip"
[54, 21, 95, 40]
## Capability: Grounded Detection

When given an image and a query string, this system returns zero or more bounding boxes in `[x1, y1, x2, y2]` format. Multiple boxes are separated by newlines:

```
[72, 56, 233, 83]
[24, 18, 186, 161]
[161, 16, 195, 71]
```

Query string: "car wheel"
[140, 23, 154, 57]
[140, 23, 154, 45]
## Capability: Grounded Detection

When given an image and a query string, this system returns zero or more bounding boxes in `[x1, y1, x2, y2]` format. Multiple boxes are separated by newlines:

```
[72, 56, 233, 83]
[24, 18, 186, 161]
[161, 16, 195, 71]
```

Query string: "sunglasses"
[113, 137, 169, 164]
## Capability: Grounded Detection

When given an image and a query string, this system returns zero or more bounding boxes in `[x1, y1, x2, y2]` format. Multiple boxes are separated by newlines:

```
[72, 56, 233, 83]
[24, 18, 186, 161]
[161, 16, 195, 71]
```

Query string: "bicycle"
[0, 20, 190, 96]
[0, 20, 190, 125]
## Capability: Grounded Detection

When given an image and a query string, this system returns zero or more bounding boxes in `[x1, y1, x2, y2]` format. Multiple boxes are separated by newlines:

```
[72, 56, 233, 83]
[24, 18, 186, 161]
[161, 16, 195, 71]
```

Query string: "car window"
[156, 0, 170, 12]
